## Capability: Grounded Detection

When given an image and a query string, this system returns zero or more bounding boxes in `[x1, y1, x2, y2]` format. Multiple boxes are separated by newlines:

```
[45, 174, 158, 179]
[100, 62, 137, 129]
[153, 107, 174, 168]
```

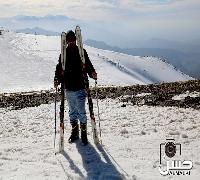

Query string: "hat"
[66, 30, 76, 41]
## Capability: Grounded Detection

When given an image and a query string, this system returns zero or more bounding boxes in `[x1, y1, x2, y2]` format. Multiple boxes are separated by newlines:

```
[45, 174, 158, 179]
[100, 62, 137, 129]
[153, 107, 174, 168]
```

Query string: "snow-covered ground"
[0, 99, 200, 180]
[0, 31, 193, 93]
[172, 91, 200, 100]
[0, 31, 199, 180]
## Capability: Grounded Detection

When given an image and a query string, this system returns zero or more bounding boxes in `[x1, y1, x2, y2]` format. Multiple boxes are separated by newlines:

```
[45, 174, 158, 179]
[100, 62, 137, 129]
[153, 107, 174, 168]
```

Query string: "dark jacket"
[55, 46, 95, 91]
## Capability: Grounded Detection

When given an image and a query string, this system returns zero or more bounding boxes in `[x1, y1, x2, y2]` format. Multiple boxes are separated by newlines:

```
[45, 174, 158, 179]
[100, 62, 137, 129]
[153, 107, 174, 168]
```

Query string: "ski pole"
[95, 80, 102, 141]
[54, 87, 57, 150]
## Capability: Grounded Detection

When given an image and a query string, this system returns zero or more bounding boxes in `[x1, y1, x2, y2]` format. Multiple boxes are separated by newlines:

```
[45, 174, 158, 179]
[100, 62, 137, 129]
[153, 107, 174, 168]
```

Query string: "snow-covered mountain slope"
[0, 31, 193, 93]
[86, 46, 193, 85]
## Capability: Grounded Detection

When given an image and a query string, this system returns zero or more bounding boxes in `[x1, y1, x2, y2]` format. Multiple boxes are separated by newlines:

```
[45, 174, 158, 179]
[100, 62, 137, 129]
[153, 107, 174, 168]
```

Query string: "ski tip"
[61, 32, 66, 35]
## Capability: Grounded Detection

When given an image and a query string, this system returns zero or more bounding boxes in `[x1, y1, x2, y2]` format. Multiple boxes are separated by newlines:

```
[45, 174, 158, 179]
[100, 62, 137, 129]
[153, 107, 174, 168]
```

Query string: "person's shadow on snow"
[61, 150, 85, 178]
[75, 141, 124, 180]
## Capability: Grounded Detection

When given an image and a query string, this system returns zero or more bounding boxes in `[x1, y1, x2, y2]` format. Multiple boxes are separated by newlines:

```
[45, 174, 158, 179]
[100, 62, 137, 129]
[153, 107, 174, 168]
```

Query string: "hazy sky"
[0, 0, 200, 46]
[1, 0, 200, 20]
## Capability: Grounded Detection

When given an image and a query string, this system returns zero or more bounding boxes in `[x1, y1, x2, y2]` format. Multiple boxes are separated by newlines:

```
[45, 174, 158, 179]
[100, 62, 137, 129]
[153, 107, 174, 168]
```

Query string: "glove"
[91, 72, 97, 80]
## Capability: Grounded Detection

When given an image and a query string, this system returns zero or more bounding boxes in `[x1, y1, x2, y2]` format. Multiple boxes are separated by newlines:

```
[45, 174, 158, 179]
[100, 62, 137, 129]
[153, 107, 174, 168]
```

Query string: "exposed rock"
[0, 80, 199, 110]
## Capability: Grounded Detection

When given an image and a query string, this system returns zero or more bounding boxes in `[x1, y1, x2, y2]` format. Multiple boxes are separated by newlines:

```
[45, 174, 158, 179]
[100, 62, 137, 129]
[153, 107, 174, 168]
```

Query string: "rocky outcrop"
[0, 90, 55, 110]
[0, 80, 199, 110]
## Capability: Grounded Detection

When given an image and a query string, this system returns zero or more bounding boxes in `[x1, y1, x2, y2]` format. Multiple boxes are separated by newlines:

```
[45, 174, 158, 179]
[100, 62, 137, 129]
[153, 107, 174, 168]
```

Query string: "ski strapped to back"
[59, 32, 67, 152]
[75, 25, 99, 144]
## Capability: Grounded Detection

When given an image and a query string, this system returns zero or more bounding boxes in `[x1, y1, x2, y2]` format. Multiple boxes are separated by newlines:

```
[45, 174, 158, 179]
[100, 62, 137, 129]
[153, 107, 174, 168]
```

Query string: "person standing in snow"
[54, 30, 97, 145]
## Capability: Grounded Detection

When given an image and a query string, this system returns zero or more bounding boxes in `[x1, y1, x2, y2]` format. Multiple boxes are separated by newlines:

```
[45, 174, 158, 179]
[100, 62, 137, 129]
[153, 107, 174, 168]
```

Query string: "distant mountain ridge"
[13, 15, 71, 21]
[0, 15, 80, 37]
[84, 39, 200, 79]
[16, 27, 60, 36]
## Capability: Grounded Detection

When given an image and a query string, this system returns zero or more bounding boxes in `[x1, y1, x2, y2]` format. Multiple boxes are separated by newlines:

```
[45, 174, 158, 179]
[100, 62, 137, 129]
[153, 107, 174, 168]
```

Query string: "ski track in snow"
[0, 99, 200, 180]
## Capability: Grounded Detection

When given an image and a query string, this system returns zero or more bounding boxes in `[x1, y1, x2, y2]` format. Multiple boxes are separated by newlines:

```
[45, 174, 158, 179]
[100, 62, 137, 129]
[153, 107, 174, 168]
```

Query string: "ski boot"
[80, 123, 88, 145]
[68, 122, 79, 143]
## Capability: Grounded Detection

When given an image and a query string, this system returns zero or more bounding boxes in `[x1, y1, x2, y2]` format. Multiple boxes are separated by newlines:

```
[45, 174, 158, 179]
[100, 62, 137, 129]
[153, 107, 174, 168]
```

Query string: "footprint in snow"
[169, 131, 180, 135]
[181, 134, 188, 138]
[121, 128, 128, 134]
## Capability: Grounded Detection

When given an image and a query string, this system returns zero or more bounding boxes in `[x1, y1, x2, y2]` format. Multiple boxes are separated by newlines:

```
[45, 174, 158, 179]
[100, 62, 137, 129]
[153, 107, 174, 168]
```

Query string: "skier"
[54, 30, 97, 145]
